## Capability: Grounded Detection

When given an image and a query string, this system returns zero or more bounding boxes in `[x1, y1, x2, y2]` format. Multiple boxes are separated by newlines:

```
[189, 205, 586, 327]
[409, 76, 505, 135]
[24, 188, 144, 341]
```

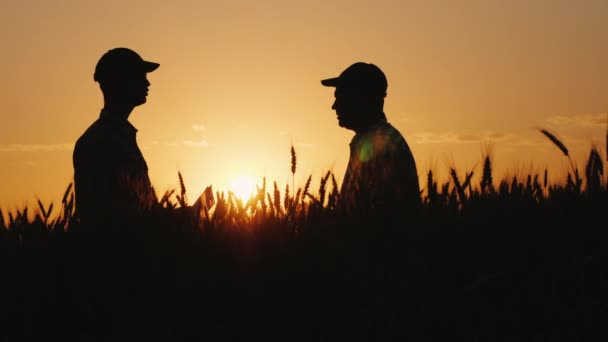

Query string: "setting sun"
[229, 175, 256, 201]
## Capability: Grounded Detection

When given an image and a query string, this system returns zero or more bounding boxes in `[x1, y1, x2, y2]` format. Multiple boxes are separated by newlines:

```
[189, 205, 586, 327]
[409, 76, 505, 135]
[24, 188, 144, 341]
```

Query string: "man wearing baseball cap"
[73, 47, 162, 228]
[322, 62, 420, 217]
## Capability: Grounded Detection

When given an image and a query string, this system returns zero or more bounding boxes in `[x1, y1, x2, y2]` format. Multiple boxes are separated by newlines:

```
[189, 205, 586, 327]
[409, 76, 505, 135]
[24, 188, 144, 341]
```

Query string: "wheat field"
[0, 128, 606, 340]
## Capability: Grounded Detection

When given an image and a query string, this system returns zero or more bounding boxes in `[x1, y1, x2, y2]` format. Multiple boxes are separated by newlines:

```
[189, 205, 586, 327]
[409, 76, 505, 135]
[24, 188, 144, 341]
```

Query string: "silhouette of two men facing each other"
[73, 47, 420, 229]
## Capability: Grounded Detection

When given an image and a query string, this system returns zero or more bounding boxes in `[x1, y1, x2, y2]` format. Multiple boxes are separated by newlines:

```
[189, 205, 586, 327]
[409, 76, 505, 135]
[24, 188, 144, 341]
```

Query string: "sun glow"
[229, 175, 257, 201]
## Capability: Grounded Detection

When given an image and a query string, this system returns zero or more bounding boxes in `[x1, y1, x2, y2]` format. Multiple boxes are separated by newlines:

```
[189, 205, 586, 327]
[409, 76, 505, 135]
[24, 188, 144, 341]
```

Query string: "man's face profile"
[332, 86, 367, 130]
[103, 71, 150, 107]
[125, 72, 150, 107]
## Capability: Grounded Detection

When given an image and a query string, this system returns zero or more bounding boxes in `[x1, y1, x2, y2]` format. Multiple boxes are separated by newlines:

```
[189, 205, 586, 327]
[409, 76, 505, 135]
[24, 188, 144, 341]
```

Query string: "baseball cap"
[321, 62, 388, 97]
[94, 47, 159, 82]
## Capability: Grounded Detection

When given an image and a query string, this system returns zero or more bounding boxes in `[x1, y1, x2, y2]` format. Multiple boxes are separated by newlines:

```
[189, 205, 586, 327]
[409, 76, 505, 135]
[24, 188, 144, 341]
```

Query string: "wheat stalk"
[273, 181, 281, 215]
[424, 170, 432, 204]
[293, 188, 302, 213]
[318, 171, 331, 206]
[326, 173, 339, 209]
[540, 129, 568, 156]
[450, 168, 465, 202]
[267, 193, 274, 216]
[8, 212, 14, 228]
[330, 173, 339, 200]
[0, 208, 5, 231]
[481, 143, 494, 194]
[61, 183, 73, 205]
[290, 144, 296, 195]
[462, 170, 474, 195]
[585, 147, 603, 193]
[161, 189, 176, 208]
[284, 184, 290, 212]
[539, 128, 577, 178]
[302, 175, 312, 206]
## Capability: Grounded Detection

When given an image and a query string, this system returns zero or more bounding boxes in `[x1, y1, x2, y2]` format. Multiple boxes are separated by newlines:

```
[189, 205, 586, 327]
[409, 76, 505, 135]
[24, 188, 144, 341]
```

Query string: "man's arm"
[74, 139, 147, 223]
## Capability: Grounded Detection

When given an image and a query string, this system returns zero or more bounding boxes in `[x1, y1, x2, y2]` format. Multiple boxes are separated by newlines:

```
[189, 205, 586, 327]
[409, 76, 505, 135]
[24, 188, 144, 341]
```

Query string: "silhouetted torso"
[340, 114, 420, 214]
[73, 108, 157, 227]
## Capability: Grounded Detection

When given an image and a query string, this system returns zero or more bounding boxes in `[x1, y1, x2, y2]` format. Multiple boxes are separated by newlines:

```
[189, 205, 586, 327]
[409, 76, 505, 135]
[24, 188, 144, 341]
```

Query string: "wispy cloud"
[546, 113, 607, 128]
[183, 140, 209, 148]
[413, 131, 512, 145]
[192, 124, 206, 132]
[0, 143, 73, 152]
[149, 139, 210, 148]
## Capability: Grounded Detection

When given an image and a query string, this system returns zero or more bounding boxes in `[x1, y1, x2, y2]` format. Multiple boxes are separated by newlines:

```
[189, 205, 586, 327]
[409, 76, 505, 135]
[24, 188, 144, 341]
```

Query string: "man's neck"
[352, 112, 387, 134]
[102, 102, 135, 121]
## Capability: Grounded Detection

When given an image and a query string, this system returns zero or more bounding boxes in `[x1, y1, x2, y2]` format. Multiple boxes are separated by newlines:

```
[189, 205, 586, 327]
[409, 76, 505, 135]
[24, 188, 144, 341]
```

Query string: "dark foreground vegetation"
[1, 134, 607, 341]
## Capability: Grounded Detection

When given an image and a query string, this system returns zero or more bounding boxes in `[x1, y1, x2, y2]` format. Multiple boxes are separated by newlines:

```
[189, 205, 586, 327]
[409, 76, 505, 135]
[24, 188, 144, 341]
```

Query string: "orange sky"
[1, 0, 607, 208]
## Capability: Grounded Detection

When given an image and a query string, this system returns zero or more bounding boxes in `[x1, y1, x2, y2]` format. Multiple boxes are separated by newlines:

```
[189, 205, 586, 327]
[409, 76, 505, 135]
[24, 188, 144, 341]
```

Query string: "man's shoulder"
[373, 120, 417, 159]
[376, 120, 402, 137]
[74, 119, 111, 155]
[371, 121, 405, 145]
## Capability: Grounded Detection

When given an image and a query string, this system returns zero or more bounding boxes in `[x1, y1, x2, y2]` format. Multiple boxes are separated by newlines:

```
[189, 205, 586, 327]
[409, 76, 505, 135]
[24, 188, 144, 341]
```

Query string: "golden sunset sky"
[1, 0, 607, 208]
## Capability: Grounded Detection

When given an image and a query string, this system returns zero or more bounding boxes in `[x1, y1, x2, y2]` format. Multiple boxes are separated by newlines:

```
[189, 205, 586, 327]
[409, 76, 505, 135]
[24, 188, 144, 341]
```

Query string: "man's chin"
[338, 119, 353, 130]
[134, 97, 147, 106]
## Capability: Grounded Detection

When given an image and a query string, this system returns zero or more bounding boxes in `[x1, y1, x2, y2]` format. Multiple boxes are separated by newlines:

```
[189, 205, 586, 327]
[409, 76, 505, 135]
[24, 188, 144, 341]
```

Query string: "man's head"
[321, 62, 387, 131]
[94, 48, 159, 107]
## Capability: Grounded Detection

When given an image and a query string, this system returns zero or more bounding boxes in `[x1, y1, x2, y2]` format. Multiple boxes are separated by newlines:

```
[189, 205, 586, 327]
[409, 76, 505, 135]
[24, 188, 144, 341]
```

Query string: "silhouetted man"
[322, 62, 420, 216]
[73, 48, 162, 228]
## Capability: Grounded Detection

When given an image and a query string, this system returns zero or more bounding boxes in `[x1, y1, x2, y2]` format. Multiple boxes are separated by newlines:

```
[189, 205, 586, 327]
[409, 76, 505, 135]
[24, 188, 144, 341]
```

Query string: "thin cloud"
[183, 140, 209, 148]
[487, 132, 510, 140]
[413, 131, 512, 145]
[162, 141, 179, 147]
[0, 143, 73, 152]
[456, 134, 483, 142]
[546, 113, 607, 128]
[192, 124, 206, 132]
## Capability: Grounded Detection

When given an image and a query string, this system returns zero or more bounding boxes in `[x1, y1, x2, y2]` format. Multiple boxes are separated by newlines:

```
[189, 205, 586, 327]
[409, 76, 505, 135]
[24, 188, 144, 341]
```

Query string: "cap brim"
[143, 61, 160, 73]
[321, 77, 340, 87]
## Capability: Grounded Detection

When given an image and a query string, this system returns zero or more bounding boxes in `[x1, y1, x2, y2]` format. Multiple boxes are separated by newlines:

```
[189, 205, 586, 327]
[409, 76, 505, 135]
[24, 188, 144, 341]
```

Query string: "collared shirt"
[73, 109, 158, 227]
[340, 114, 420, 214]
